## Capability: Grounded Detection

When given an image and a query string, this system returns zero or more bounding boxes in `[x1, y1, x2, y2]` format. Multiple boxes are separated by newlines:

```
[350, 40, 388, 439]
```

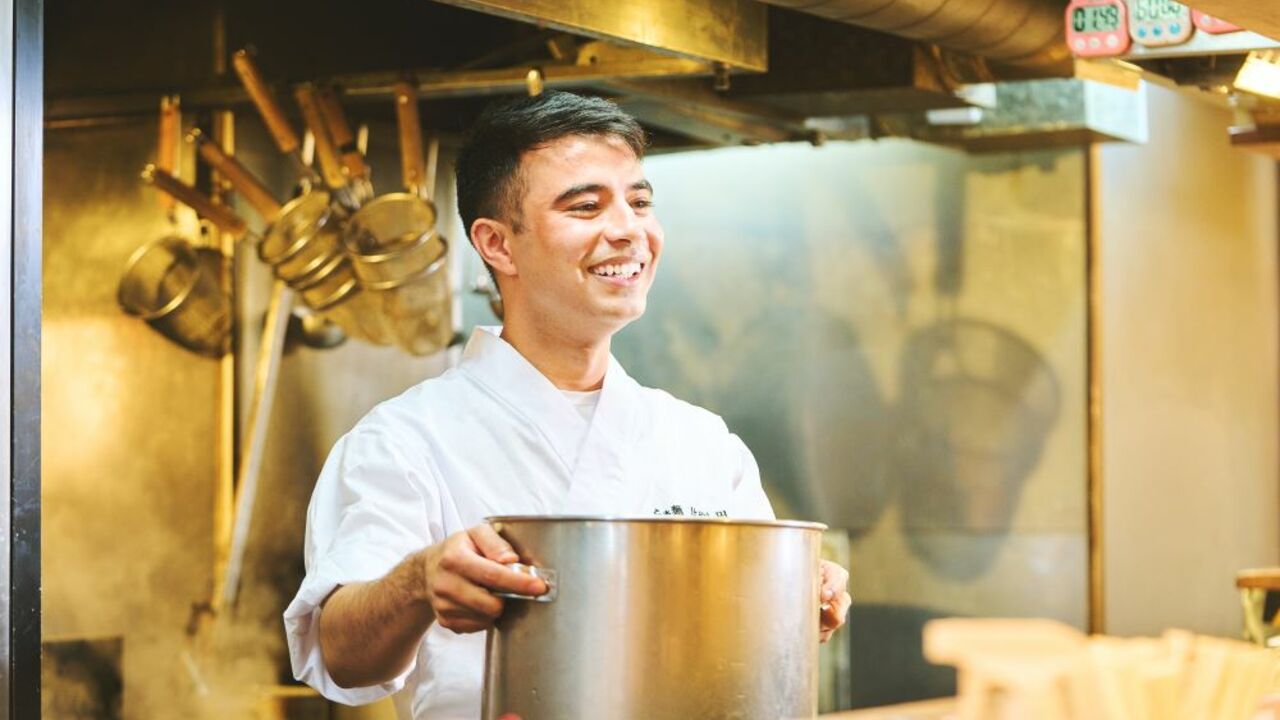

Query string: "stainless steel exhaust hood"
[756, 0, 1071, 70]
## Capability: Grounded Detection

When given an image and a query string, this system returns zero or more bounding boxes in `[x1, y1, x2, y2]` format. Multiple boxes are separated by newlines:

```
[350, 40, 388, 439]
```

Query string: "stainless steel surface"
[491, 563, 558, 602]
[718, 15, 1005, 123]
[487, 515, 827, 530]
[612, 141, 1089, 708]
[482, 517, 823, 720]
[880, 78, 1148, 152]
[0, 0, 11, 708]
[211, 109, 237, 640]
[47, 55, 717, 122]
[219, 280, 293, 609]
[606, 77, 813, 146]
[1117, 29, 1280, 61]
[617, 98, 798, 146]
[45, 118, 223, 717]
[0, 0, 24, 707]
[45, 114, 460, 715]
[432, 0, 767, 72]
[759, 0, 1069, 69]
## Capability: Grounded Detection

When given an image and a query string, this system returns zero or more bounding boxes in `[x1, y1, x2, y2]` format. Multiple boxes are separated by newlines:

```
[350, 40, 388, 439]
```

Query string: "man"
[284, 91, 851, 718]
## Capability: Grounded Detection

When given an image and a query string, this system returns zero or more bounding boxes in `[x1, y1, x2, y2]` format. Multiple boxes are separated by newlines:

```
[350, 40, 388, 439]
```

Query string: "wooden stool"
[1237, 568, 1280, 646]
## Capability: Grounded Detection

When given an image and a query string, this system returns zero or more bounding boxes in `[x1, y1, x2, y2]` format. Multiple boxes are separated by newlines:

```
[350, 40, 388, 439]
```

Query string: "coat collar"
[458, 327, 641, 482]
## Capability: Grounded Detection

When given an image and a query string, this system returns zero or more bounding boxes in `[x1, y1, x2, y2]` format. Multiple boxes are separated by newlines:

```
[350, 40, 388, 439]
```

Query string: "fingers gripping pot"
[482, 516, 825, 720]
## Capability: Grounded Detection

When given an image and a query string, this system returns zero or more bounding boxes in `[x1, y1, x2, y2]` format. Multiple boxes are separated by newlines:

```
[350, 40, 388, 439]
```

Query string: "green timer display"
[1071, 5, 1122, 33]
[1128, 0, 1192, 46]
[1130, 0, 1185, 21]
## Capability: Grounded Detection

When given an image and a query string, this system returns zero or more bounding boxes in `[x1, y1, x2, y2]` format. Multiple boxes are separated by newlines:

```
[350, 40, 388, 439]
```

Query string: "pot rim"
[486, 515, 827, 531]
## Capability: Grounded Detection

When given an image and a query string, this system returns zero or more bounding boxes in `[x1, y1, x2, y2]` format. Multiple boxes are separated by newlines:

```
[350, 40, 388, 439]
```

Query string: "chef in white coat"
[284, 91, 852, 718]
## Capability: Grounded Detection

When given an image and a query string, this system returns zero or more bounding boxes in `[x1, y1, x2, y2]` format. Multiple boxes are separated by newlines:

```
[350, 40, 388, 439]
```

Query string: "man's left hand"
[818, 559, 851, 643]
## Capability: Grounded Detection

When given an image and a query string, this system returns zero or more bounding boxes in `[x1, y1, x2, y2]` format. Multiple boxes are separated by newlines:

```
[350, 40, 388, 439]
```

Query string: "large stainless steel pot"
[483, 516, 825, 720]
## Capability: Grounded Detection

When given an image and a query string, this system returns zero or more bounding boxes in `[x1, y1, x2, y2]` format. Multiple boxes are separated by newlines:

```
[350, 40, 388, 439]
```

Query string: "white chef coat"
[284, 326, 774, 719]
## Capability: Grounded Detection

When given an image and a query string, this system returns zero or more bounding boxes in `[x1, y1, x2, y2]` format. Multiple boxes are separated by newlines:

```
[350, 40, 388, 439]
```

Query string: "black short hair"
[455, 91, 647, 240]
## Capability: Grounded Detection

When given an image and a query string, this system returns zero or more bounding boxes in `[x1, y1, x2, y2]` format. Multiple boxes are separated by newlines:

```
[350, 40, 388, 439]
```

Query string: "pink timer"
[1191, 11, 1242, 34]
[1066, 0, 1132, 57]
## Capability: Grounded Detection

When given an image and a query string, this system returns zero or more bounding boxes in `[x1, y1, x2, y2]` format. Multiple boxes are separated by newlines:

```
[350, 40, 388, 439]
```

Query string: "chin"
[598, 300, 647, 332]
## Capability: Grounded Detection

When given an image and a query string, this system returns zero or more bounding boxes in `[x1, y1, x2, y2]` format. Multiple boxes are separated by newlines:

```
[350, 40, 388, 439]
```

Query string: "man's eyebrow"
[552, 180, 654, 205]
[552, 183, 606, 205]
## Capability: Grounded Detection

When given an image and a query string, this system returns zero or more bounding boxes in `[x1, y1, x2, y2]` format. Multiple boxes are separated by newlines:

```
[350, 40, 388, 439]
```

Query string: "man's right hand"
[418, 524, 549, 633]
[317, 523, 549, 688]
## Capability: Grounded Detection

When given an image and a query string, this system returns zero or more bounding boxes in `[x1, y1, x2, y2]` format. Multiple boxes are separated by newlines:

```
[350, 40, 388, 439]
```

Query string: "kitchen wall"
[613, 140, 1089, 707]
[43, 121, 223, 718]
[42, 116, 459, 718]
[1098, 84, 1280, 637]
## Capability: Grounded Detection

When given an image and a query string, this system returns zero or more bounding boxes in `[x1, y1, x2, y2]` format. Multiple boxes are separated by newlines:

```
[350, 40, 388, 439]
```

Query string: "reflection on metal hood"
[758, 0, 1071, 70]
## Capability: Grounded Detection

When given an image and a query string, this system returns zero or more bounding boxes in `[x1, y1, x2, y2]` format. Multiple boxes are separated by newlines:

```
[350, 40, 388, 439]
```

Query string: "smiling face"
[475, 133, 664, 343]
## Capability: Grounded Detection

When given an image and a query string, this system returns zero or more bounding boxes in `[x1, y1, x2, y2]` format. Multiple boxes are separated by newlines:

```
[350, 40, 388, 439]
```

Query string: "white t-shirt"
[283, 327, 774, 719]
[561, 388, 602, 424]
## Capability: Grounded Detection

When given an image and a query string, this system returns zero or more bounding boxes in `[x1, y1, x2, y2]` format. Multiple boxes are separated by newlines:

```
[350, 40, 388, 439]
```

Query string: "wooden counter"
[820, 697, 956, 719]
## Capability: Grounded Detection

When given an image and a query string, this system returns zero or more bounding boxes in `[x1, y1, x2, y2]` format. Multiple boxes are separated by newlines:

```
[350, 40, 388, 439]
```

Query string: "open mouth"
[587, 260, 645, 281]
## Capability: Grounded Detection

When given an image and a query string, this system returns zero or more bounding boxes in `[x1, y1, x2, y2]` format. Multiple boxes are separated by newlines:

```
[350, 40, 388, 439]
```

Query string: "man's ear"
[470, 218, 518, 278]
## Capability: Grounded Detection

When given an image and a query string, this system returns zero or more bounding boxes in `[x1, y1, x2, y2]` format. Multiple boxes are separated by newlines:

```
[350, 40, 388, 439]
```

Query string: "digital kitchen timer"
[1128, 0, 1193, 47]
[1066, 0, 1131, 57]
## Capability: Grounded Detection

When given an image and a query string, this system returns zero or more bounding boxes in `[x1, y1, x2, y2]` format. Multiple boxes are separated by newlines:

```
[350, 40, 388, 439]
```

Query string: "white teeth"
[591, 261, 643, 278]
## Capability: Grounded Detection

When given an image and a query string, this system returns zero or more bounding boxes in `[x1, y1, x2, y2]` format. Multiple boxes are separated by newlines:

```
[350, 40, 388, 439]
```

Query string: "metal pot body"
[483, 517, 823, 720]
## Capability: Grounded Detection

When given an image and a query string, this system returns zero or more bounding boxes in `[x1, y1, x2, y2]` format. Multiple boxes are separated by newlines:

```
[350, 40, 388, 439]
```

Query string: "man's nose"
[602, 200, 642, 243]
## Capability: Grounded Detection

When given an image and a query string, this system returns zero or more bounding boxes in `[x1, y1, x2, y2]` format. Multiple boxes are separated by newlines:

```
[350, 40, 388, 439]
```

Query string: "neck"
[499, 307, 611, 391]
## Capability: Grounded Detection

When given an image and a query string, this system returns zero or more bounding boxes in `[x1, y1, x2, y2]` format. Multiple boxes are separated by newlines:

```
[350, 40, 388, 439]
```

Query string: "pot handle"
[231, 48, 300, 156]
[393, 81, 426, 198]
[294, 83, 349, 192]
[156, 95, 181, 215]
[187, 128, 282, 220]
[493, 563, 558, 603]
[142, 164, 248, 238]
[317, 85, 369, 182]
